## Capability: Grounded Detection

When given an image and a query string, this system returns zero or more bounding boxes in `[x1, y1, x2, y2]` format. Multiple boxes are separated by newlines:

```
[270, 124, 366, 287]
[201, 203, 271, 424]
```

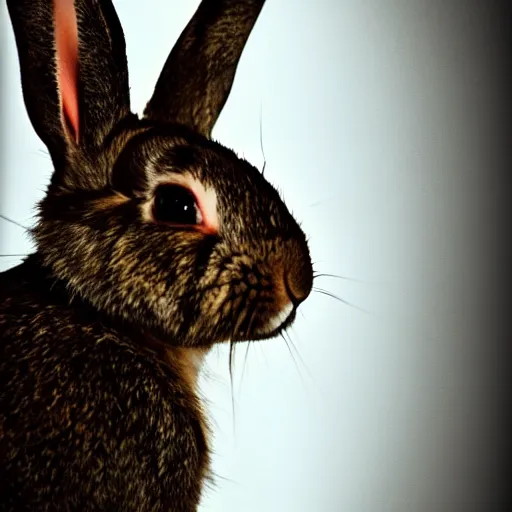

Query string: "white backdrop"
[0, 1, 500, 510]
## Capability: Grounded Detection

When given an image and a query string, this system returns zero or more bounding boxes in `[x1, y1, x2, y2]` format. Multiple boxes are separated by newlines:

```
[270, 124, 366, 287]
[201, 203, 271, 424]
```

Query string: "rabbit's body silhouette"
[1, 257, 208, 510]
[0, 0, 313, 510]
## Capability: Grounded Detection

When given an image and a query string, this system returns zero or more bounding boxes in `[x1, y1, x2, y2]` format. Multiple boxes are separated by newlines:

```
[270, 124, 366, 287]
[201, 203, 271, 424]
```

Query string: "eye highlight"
[153, 184, 202, 225]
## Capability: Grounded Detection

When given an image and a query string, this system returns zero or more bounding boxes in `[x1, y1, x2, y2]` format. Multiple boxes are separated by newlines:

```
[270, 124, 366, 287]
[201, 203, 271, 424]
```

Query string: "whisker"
[259, 102, 266, 176]
[245, 303, 260, 339]
[285, 329, 316, 384]
[280, 332, 308, 390]
[228, 339, 237, 437]
[36, 149, 52, 161]
[257, 341, 270, 368]
[207, 470, 241, 489]
[239, 341, 251, 395]
[228, 294, 257, 402]
[0, 254, 29, 258]
[282, 330, 319, 395]
[280, 332, 299, 372]
[313, 287, 369, 314]
[308, 197, 335, 208]
[313, 272, 363, 284]
[0, 214, 29, 231]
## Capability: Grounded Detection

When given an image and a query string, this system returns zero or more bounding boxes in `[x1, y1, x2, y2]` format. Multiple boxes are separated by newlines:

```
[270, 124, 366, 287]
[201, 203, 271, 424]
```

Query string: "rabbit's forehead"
[134, 133, 273, 201]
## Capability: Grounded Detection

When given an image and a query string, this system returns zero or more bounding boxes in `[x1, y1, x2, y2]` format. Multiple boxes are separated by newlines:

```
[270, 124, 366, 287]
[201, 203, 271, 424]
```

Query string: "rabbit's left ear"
[7, 0, 131, 166]
[143, 0, 266, 138]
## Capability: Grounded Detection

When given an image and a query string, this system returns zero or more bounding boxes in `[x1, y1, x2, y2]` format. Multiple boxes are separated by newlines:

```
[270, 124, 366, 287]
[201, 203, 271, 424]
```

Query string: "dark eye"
[153, 184, 201, 225]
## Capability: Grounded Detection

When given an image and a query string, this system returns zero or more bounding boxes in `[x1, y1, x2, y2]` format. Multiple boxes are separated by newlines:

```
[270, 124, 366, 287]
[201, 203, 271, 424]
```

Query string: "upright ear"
[7, 0, 131, 169]
[143, 0, 266, 138]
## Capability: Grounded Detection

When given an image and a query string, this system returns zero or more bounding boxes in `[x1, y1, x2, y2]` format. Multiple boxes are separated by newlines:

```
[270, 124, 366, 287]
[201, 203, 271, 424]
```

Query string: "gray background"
[1, 1, 509, 510]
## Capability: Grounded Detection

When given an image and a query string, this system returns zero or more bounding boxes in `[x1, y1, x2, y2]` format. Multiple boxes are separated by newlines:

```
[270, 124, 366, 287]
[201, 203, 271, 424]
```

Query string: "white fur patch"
[256, 302, 294, 336]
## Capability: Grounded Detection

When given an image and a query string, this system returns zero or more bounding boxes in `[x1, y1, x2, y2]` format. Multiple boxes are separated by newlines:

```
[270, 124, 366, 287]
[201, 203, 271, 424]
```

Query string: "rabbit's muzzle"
[201, 236, 313, 341]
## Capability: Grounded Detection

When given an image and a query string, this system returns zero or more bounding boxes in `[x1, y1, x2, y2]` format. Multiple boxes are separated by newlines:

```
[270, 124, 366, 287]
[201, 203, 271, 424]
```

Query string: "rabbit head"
[7, 0, 313, 348]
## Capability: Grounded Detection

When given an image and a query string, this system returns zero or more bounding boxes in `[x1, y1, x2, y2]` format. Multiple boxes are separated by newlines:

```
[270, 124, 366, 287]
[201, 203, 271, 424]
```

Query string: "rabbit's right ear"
[7, 0, 131, 170]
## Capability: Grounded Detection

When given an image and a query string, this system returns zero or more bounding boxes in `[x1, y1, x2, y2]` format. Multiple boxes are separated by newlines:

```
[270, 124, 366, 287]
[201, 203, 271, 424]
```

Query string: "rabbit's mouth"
[246, 303, 297, 341]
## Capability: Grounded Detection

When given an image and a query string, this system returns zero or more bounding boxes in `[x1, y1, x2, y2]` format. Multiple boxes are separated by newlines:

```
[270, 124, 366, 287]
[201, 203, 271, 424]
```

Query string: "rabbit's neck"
[170, 347, 208, 392]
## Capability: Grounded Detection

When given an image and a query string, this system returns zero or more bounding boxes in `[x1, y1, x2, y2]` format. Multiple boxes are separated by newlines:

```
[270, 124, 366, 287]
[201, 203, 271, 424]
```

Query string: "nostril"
[284, 264, 313, 306]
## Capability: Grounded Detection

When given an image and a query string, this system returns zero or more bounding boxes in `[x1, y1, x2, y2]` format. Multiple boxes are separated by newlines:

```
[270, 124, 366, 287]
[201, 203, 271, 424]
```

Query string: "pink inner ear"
[53, 0, 80, 142]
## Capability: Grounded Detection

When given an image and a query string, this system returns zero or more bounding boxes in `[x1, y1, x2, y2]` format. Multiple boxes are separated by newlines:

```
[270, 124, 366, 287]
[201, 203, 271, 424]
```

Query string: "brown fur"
[0, 0, 313, 510]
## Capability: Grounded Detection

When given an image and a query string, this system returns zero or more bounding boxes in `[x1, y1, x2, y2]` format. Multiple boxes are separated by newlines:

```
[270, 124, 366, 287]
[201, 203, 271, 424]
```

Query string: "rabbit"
[0, 0, 313, 510]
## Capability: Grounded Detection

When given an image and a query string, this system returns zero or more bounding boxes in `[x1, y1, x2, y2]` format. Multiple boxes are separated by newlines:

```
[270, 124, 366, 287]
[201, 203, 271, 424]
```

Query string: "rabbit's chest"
[93, 342, 210, 506]
[1, 322, 210, 509]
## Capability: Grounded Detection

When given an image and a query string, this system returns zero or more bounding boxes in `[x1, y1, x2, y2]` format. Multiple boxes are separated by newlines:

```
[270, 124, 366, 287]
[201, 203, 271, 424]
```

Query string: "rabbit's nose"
[283, 254, 313, 306]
